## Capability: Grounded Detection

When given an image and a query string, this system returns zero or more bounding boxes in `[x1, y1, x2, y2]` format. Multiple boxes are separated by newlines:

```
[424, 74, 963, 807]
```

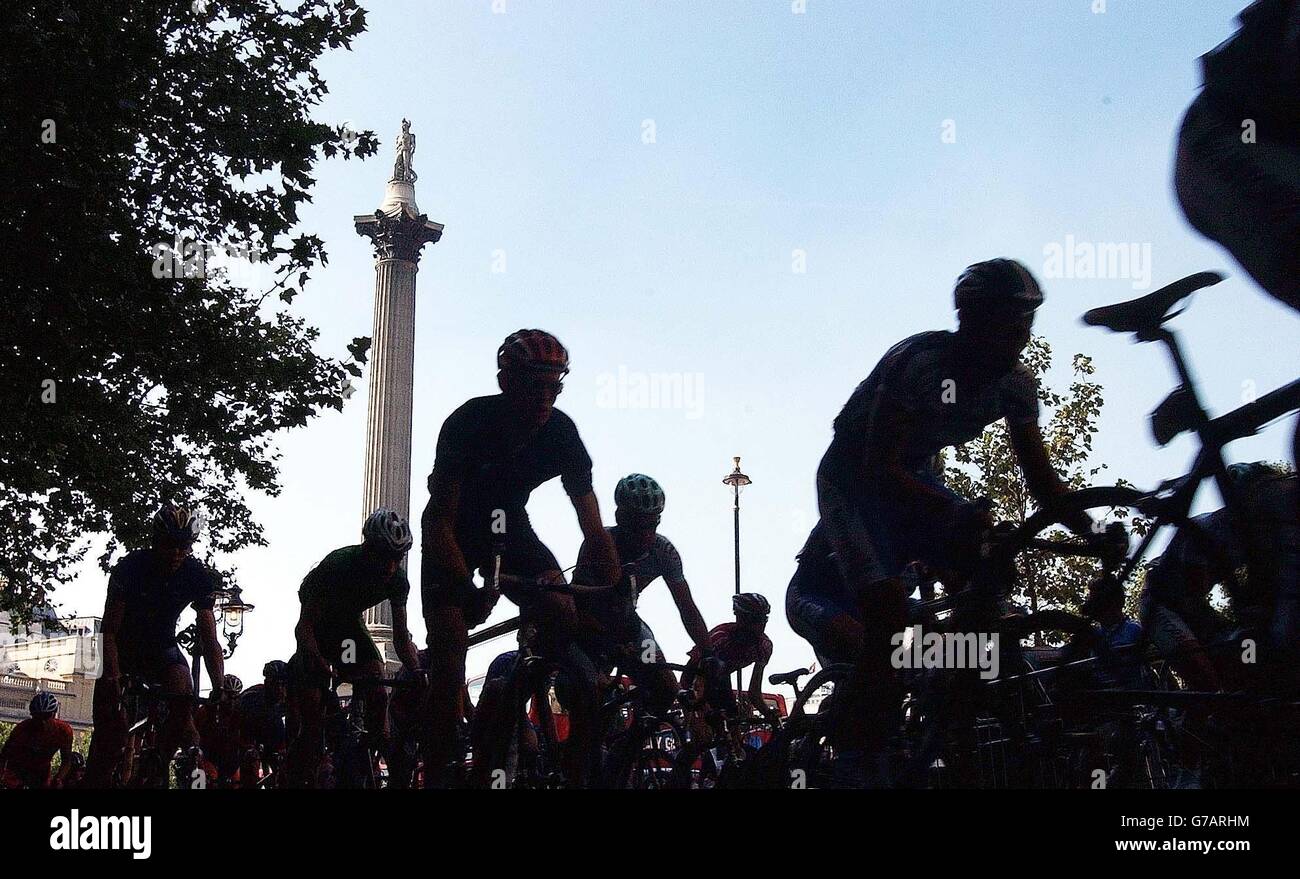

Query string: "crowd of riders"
[9, 0, 1298, 790]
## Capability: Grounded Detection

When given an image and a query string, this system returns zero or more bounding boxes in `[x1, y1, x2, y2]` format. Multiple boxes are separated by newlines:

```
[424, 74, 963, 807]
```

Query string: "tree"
[0, 1, 381, 621]
[942, 337, 1140, 630]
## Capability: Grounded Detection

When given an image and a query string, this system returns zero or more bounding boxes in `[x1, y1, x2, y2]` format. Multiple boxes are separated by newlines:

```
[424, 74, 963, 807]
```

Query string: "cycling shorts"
[287, 621, 382, 691]
[421, 525, 561, 612]
[789, 470, 968, 663]
[118, 644, 189, 690]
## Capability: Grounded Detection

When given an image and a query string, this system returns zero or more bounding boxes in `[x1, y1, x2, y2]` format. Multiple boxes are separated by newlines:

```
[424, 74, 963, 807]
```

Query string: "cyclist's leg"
[621, 618, 678, 711]
[553, 641, 601, 787]
[422, 598, 469, 788]
[83, 674, 128, 788]
[284, 654, 329, 787]
[785, 553, 864, 666]
[468, 652, 515, 787]
[154, 650, 198, 777]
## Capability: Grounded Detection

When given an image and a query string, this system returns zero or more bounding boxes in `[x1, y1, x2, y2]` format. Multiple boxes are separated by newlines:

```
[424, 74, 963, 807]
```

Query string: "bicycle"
[596, 667, 691, 790]
[477, 568, 622, 789]
[318, 674, 420, 789]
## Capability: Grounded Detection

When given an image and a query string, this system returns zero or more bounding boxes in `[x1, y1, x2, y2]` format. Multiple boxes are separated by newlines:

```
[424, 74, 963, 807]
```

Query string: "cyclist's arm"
[294, 601, 331, 674]
[664, 578, 710, 650]
[99, 596, 126, 680]
[571, 537, 617, 642]
[196, 607, 225, 691]
[390, 602, 422, 674]
[53, 738, 74, 787]
[1007, 420, 1092, 534]
[422, 465, 470, 584]
[746, 660, 778, 721]
[571, 491, 620, 587]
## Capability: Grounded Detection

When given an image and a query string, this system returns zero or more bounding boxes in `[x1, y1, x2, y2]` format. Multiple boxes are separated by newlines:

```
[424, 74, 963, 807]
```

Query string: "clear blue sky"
[61, 0, 1300, 689]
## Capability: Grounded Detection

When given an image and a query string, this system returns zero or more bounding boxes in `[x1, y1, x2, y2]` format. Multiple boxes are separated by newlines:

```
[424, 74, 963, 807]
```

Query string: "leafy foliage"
[0, 1, 378, 620]
[943, 338, 1146, 621]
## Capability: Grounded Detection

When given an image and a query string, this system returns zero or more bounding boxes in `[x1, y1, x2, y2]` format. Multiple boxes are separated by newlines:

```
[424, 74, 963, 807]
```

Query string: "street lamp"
[722, 456, 751, 704]
[177, 586, 255, 695]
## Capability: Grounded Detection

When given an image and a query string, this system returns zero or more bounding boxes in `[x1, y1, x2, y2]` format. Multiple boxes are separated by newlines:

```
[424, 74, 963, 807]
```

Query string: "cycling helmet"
[497, 329, 570, 375]
[30, 691, 59, 717]
[614, 473, 666, 515]
[733, 592, 771, 623]
[362, 508, 414, 555]
[1226, 461, 1273, 490]
[223, 674, 244, 695]
[152, 503, 204, 544]
[262, 659, 289, 682]
[954, 258, 1044, 316]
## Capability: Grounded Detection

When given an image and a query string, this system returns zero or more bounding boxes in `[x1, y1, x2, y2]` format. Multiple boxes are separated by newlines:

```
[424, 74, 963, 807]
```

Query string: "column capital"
[354, 209, 444, 263]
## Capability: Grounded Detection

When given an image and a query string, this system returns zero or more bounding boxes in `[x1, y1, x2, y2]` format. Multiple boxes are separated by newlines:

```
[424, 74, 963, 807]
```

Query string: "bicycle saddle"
[768, 668, 810, 687]
[1081, 271, 1223, 335]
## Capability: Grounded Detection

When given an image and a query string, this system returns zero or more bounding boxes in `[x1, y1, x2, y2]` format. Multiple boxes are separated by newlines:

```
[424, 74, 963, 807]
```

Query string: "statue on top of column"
[392, 118, 417, 184]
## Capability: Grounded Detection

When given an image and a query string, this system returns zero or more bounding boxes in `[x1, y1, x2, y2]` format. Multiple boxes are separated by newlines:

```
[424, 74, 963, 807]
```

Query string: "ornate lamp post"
[722, 456, 752, 703]
[177, 586, 255, 694]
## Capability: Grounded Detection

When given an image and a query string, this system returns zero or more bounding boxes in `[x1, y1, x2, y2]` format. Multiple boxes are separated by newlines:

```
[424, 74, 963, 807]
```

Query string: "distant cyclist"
[681, 593, 780, 728]
[195, 673, 246, 784]
[238, 660, 290, 787]
[0, 692, 75, 789]
[785, 259, 1093, 784]
[83, 503, 225, 788]
[420, 329, 620, 787]
[1142, 463, 1299, 689]
[573, 474, 710, 702]
[285, 508, 423, 787]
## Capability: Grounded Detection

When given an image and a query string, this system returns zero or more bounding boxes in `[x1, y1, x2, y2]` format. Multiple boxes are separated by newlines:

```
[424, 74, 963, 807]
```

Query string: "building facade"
[0, 611, 101, 729]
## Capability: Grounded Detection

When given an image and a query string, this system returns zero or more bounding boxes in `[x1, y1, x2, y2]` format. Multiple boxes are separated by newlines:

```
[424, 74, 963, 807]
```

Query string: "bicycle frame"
[1110, 323, 1300, 585]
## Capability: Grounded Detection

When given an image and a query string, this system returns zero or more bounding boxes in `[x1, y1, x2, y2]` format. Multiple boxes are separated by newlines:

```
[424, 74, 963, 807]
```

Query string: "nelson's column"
[354, 119, 443, 669]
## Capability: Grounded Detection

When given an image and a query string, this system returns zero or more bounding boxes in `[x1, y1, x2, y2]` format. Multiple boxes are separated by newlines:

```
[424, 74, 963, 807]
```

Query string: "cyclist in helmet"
[1141, 463, 1299, 690]
[0, 692, 76, 789]
[785, 259, 1093, 785]
[195, 674, 246, 785]
[573, 474, 710, 694]
[681, 593, 780, 727]
[238, 660, 291, 788]
[285, 508, 423, 787]
[83, 503, 225, 788]
[419, 329, 620, 787]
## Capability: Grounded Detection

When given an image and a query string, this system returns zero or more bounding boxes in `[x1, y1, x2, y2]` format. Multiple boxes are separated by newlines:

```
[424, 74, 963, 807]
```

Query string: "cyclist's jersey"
[106, 549, 218, 655]
[1200, 0, 1300, 126]
[238, 684, 287, 749]
[298, 545, 410, 651]
[427, 395, 594, 554]
[576, 526, 684, 634]
[688, 623, 773, 674]
[802, 330, 1038, 575]
[195, 701, 243, 773]
[0, 717, 74, 788]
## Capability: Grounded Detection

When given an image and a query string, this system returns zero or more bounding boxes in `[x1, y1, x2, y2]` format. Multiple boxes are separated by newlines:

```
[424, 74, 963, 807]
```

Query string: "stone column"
[353, 120, 443, 667]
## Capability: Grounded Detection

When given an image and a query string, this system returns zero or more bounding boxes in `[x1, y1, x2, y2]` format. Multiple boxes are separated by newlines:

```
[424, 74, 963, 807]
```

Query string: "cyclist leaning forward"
[420, 329, 621, 788]
[285, 509, 423, 787]
[572, 474, 711, 701]
[82, 504, 226, 788]
[785, 258, 1092, 786]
